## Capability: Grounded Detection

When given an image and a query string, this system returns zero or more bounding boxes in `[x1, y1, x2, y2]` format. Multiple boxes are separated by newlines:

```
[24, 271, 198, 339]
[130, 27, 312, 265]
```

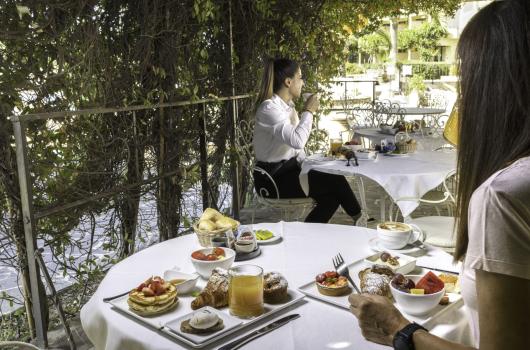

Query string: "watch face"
[393, 334, 411, 350]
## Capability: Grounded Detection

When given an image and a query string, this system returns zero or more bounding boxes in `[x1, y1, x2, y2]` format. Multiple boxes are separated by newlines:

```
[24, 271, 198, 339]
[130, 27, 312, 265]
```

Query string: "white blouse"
[253, 94, 313, 163]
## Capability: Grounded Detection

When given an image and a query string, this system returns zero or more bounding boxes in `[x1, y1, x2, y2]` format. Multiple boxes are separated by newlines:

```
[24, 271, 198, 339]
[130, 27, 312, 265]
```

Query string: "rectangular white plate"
[297, 258, 463, 327]
[110, 288, 305, 348]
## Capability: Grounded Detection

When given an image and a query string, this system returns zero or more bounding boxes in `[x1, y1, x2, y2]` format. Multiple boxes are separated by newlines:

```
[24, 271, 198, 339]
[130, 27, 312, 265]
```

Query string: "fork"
[333, 253, 361, 294]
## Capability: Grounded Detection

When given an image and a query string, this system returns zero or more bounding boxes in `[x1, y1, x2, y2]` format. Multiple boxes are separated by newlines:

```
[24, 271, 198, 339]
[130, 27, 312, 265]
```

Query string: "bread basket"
[395, 141, 417, 154]
[193, 221, 240, 247]
[394, 132, 417, 154]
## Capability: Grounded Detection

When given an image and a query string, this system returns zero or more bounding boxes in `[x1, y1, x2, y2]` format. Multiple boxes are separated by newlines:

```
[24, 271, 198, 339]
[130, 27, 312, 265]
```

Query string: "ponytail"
[256, 57, 300, 108]
[257, 58, 275, 105]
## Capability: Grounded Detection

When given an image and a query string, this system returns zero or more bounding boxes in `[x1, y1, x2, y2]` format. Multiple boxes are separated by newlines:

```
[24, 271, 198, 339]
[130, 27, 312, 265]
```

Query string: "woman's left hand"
[349, 293, 411, 346]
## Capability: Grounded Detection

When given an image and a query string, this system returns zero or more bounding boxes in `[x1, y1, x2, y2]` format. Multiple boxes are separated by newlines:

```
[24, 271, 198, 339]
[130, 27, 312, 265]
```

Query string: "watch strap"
[393, 322, 427, 350]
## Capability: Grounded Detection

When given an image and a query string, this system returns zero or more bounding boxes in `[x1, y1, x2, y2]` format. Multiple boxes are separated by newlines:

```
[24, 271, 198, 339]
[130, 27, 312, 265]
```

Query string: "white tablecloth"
[81, 222, 471, 350]
[300, 150, 456, 217]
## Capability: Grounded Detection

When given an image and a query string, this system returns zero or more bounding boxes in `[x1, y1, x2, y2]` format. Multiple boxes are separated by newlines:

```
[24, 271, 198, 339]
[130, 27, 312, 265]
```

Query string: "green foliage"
[405, 74, 427, 95]
[400, 61, 451, 79]
[358, 30, 390, 63]
[345, 62, 366, 75]
[398, 21, 448, 61]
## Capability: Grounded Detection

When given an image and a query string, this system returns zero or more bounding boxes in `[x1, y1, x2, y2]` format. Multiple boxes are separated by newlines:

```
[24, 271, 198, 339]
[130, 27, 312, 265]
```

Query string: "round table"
[301, 150, 456, 219]
[81, 222, 471, 350]
[353, 128, 447, 151]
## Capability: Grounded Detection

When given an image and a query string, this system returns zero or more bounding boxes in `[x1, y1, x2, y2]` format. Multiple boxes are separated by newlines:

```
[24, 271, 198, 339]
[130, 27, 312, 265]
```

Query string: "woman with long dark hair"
[253, 58, 362, 223]
[348, 1, 530, 349]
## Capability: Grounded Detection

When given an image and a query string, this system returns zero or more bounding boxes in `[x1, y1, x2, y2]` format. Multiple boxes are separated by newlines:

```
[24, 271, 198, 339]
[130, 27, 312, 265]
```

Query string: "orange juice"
[228, 267, 264, 317]
[330, 138, 343, 156]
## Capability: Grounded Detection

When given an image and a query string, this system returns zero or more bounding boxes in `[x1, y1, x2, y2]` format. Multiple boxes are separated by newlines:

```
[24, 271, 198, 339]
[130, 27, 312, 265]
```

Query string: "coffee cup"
[302, 92, 316, 102]
[376, 222, 425, 250]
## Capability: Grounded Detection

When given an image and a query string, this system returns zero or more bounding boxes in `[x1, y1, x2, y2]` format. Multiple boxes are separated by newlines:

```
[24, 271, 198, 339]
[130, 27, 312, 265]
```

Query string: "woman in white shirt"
[253, 58, 361, 223]
[348, 1, 530, 349]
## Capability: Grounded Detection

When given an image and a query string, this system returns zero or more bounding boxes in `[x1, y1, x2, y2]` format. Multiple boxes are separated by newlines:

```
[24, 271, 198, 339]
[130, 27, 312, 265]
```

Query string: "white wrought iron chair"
[235, 120, 315, 223]
[389, 170, 457, 253]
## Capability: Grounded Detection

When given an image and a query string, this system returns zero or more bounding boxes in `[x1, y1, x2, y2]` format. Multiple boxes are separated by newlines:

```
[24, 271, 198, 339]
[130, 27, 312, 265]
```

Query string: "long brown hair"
[256, 57, 300, 106]
[454, 0, 530, 261]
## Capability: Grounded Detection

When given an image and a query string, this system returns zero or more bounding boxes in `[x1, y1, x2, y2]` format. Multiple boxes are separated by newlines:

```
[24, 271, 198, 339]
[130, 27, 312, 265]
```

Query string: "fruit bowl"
[190, 247, 236, 278]
[390, 275, 445, 315]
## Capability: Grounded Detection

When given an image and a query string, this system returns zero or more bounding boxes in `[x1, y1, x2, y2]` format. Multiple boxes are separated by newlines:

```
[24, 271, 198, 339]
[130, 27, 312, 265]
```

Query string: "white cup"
[302, 92, 315, 102]
[376, 222, 425, 250]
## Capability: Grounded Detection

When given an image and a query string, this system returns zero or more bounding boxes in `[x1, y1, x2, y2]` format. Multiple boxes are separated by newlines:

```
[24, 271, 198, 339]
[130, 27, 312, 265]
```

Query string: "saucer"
[368, 237, 422, 254]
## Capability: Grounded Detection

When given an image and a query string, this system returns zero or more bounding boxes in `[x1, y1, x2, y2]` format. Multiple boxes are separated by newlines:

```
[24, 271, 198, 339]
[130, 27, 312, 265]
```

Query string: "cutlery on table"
[218, 314, 300, 350]
[333, 253, 361, 294]
[103, 291, 130, 303]
[416, 265, 460, 275]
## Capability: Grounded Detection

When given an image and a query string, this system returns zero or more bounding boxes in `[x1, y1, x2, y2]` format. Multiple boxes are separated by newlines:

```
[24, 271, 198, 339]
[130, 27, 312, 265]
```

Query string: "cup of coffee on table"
[376, 222, 425, 250]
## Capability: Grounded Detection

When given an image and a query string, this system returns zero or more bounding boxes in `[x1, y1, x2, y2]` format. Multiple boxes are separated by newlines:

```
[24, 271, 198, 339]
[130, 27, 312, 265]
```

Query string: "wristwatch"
[393, 322, 427, 350]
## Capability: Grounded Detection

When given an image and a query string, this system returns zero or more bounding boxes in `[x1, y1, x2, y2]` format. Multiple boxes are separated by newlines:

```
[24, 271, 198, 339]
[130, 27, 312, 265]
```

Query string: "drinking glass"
[228, 265, 264, 318]
[329, 138, 343, 156]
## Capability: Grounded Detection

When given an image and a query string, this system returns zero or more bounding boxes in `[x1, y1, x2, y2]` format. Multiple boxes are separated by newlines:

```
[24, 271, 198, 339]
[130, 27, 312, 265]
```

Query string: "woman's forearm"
[413, 330, 476, 350]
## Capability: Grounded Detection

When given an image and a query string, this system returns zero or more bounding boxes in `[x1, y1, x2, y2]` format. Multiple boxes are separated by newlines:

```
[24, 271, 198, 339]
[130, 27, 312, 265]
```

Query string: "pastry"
[197, 208, 239, 232]
[191, 268, 229, 309]
[181, 309, 224, 334]
[315, 271, 351, 297]
[263, 272, 288, 303]
[127, 276, 178, 316]
[358, 265, 394, 297]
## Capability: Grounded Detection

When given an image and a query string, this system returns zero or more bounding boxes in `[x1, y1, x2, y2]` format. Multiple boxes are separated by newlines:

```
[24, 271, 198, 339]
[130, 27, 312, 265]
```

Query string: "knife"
[103, 290, 130, 303]
[218, 313, 300, 350]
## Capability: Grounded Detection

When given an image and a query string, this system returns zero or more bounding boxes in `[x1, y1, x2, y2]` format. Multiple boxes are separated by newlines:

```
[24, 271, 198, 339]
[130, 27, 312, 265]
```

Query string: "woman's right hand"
[304, 94, 320, 114]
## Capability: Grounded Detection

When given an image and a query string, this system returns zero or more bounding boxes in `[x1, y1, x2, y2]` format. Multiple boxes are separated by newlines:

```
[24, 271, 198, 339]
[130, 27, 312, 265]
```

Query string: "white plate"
[255, 230, 282, 245]
[368, 237, 423, 254]
[164, 306, 242, 345]
[110, 288, 305, 349]
[297, 258, 463, 327]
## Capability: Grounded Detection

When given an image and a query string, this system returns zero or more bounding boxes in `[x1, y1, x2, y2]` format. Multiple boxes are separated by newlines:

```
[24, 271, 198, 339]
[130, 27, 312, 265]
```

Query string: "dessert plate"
[255, 230, 282, 245]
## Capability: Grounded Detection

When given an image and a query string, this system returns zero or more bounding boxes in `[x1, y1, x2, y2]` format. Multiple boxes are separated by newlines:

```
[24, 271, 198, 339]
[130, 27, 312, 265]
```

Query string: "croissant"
[358, 265, 394, 298]
[191, 268, 229, 310]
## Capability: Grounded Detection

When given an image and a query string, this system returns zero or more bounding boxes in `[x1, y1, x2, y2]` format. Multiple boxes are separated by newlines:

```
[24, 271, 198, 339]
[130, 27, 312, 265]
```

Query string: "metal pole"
[12, 117, 48, 347]
[199, 104, 210, 210]
[228, 0, 240, 219]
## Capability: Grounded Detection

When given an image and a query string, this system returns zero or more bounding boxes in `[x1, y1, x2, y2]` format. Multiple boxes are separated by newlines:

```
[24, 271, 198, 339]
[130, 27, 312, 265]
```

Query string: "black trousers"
[254, 158, 361, 223]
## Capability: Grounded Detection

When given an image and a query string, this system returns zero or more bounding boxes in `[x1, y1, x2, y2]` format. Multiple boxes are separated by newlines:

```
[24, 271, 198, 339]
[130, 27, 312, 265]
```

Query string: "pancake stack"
[127, 276, 178, 317]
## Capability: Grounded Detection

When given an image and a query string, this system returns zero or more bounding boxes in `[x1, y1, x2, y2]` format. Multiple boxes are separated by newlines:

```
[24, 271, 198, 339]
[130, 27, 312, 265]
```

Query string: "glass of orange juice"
[228, 265, 264, 318]
[329, 138, 343, 156]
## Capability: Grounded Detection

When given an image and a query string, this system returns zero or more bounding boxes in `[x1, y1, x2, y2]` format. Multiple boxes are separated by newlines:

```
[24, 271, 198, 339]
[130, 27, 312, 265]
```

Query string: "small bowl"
[355, 149, 376, 160]
[163, 270, 199, 294]
[234, 240, 255, 254]
[190, 247, 236, 279]
[390, 275, 445, 316]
